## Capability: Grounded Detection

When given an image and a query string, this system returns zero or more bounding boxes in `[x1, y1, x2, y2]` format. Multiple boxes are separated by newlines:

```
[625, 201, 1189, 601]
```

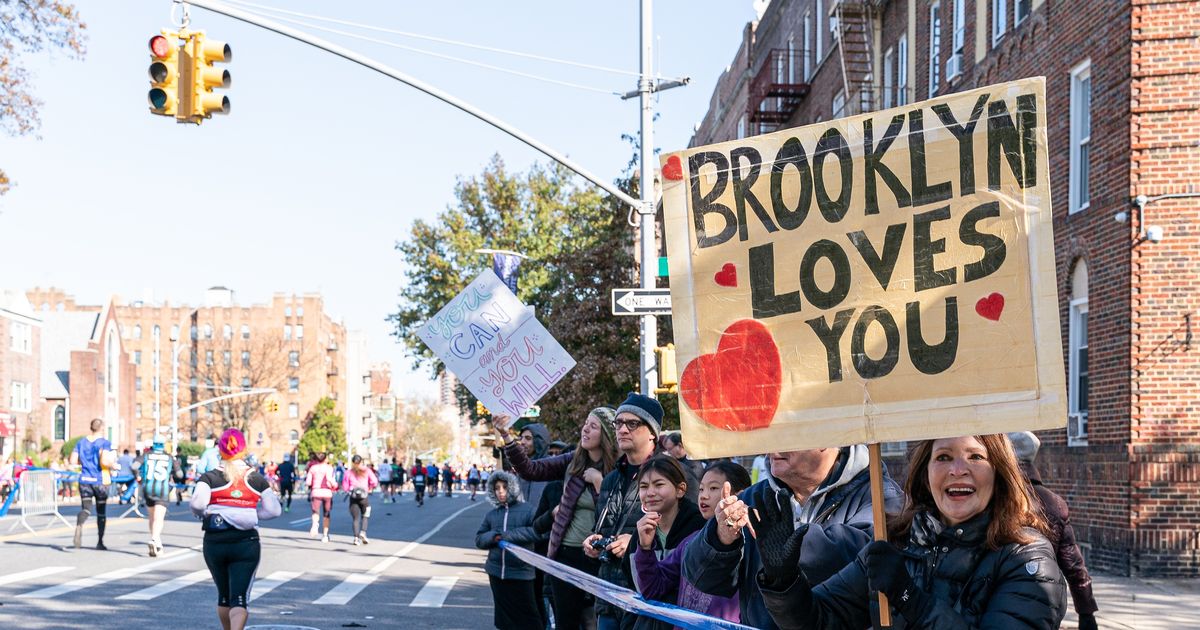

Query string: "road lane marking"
[0, 566, 74, 587]
[312, 501, 481, 605]
[250, 570, 303, 602]
[116, 569, 210, 600]
[17, 548, 198, 600]
[289, 517, 312, 526]
[409, 576, 457, 608]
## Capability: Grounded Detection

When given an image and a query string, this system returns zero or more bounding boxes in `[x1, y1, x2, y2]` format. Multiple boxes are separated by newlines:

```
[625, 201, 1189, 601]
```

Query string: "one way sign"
[611, 288, 672, 316]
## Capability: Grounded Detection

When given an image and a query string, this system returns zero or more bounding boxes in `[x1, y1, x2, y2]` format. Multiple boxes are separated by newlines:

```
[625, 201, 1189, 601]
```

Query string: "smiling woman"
[758, 433, 1069, 630]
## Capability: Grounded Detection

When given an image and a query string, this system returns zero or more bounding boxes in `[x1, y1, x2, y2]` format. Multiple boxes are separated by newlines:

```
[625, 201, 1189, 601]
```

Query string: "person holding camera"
[342, 454, 378, 546]
[582, 393, 663, 630]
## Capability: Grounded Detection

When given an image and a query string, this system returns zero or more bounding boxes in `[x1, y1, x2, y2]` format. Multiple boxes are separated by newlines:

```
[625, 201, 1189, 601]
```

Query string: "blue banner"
[499, 541, 754, 630]
[492, 252, 522, 294]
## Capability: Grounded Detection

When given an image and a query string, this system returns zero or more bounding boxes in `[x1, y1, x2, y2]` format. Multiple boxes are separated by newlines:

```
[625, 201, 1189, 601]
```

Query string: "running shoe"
[154, 542, 164, 556]
[95, 542, 107, 551]
[284, 505, 290, 513]
[322, 534, 330, 543]
[352, 536, 361, 546]
[309, 524, 319, 538]
[359, 534, 369, 545]
[148, 541, 158, 557]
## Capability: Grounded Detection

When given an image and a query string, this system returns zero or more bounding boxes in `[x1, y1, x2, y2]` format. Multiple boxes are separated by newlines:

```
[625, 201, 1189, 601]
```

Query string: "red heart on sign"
[975, 292, 1005, 321]
[662, 155, 683, 181]
[680, 319, 781, 432]
[714, 263, 737, 287]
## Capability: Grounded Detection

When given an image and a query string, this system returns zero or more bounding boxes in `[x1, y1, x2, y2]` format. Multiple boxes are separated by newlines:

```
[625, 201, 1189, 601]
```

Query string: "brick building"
[688, 0, 1199, 575]
[27, 287, 348, 460]
[0, 290, 41, 460]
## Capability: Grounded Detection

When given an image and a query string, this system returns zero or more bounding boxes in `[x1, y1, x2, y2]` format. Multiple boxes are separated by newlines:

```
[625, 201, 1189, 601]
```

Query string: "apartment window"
[203, 324, 213, 339]
[152, 376, 159, 391]
[289, 351, 300, 367]
[1069, 60, 1092, 214]
[737, 115, 746, 139]
[223, 324, 232, 340]
[153, 324, 160, 339]
[992, 0, 1008, 44]
[10, 381, 31, 411]
[136, 376, 143, 391]
[242, 351, 251, 368]
[949, 0, 965, 79]
[134, 350, 142, 365]
[136, 403, 143, 418]
[788, 34, 797, 84]
[190, 324, 198, 340]
[1068, 262, 1089, 446]
[295, 325, 304, 340]
[171, 324, 180, 340]
[153, 350, 160, 366]
[1015, 0, 1031, 25]
[206, 350, 214, 366]
[897, 35, 909, 105]
[803, 12, 813, 79]
[190, 351, 198, 368]
[815, 0, 824, 60]
[289, 377, 300, 392]
[223, 351, 232, 366]
[190, 409, 198, 421]
[241, 376, 251, 389]
[190, 376, 198, 389]
[285, 306, 292, 317]
[832, 89, 845, 119]
[289, 403, 300, 419]
[283, 325, 292, 341]
[134, 324, 142, 340]
[883, 47, 895, 108]
[297, 306, 304, 317]
[928, 2, 942, 96]
[206, 377, 214, 390]
[241, 324, 250, 340]
[9, 320, 31, 353]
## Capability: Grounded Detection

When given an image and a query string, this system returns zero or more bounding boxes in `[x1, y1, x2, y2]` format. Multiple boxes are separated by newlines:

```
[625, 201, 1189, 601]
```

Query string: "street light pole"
[171, 336, 181, 455]
[638, 0, 658, 396]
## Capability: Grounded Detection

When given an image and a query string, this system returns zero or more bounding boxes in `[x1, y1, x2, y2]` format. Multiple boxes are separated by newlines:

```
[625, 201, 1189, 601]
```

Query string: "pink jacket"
[305, 462, 337, 499]
[342, 467, 378, 493]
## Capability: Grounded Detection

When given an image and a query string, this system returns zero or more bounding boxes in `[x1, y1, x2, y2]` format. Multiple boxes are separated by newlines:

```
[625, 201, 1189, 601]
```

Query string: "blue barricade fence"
[498, 541, 754, 630]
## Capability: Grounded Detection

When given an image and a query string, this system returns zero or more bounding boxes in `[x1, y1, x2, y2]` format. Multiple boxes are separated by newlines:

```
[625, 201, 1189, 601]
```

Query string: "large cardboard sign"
[661, 78, 1065, 458]
[418, 270, 576, 428]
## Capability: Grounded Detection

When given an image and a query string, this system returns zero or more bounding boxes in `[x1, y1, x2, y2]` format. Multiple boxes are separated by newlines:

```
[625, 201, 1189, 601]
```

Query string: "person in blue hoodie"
[476, 469, 544, 630]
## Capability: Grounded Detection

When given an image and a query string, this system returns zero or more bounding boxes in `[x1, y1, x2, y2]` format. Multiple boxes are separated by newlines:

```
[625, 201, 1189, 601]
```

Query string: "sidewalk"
[1062, 573, 1200, 629]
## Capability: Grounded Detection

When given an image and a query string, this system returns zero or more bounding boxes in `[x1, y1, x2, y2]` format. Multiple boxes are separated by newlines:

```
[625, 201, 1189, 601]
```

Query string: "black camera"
[590, 536, 618, 563]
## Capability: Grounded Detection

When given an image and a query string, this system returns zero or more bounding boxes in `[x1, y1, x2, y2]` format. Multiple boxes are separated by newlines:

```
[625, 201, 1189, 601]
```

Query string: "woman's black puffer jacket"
[759, 510, 1067, 629]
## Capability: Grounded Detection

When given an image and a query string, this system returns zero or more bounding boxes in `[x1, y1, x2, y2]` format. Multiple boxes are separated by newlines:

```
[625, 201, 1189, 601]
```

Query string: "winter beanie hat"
[1007, 431, 1041, 463]
[218, 428, 248, 460]
[590, 406, 617, 444]
[616, 392, 663, 438]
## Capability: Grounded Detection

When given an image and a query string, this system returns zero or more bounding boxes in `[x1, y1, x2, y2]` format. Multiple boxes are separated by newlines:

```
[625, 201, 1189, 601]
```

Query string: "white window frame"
[803, 12, 813, 80]
[883, 46, 895, 108]
[10, 381, 32, 412]
[10, 321, 31, 353]
[1069, 60, 1092, 214]
[788, 33, 797, 84]
[737, 115, 746, 139]
[949, 0, 966, 80]
[289, 377, 300, 392]
[992, 0, 1008, 44]
[928, 2, 942, 96]
[897, 35, 909, 105]
[1015, 0, 1031, 25]
[832, 89, 845, 119]
[289, 403, 300, 419]
[815, 0, 824, 60]
[1068, 297, 1089, 446]
[296, 325, 304, 339]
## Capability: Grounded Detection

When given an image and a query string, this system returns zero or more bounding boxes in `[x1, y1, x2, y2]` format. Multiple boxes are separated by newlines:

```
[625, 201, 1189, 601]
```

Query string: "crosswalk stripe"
[249, 570, 303, 602]
[312, 572, 377, 605]
[0, 566, 74, 587]
[17, 549, 197, 600]
[115, 569, 210, 600]
[409, 576, 457, 608]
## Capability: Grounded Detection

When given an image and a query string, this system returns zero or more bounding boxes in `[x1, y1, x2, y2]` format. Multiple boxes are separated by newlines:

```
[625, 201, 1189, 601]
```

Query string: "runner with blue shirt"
[70, 418, 115, 550]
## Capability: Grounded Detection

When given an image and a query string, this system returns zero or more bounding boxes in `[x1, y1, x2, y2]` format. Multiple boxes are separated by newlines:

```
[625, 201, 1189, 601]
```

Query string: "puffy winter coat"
[682, 445, 903, 630]
[475, 470, 544, 580]
[760, 510, 1068, 629]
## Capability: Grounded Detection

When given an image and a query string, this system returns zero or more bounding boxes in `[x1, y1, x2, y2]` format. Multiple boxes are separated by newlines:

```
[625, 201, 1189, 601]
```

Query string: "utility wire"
[224, 0, 683, 82]
[232, 7, 623, 95]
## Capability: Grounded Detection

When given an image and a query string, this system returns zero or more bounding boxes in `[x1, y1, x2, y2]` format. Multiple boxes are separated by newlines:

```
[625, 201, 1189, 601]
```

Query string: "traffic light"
[181, 31, 231, 122]
[147, 31, 181, 116]
[475, 400, 489, 417]
[267, 399, 279, 413]
[655, 344, 678, 395]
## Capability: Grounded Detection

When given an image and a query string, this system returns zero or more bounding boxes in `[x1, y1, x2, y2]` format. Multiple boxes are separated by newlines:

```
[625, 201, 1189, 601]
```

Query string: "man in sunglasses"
[582, 392, 662, 630]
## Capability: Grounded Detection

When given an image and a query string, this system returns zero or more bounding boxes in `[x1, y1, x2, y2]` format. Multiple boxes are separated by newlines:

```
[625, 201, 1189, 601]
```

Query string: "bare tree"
[394, 398, 452, 465]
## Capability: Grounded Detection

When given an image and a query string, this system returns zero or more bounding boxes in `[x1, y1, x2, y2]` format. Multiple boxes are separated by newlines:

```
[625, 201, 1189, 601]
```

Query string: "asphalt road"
[0, 488, 494, 630]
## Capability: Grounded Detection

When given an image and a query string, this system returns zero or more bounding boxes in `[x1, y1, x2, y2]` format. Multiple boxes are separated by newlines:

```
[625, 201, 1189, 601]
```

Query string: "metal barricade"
[8, 470, 72, 534]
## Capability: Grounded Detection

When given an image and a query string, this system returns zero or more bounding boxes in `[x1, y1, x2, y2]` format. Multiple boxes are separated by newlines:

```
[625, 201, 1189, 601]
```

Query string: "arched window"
[1068, 260, 1089, 446]
[223, 324, 233, 340]
[54, 405, 66, 441]
[133, 324, 142, 340]
[153, 324, 161, 339]
[203, 324, 213, 339]
[289, 429, 300, 443]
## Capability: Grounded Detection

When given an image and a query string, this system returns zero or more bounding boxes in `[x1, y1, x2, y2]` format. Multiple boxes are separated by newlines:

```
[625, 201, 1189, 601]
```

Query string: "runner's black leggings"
[348, 496, 370, 536]
[203, 528, 261, 609]
[414, 483, 425, 504]
[279, 482, 293, 508]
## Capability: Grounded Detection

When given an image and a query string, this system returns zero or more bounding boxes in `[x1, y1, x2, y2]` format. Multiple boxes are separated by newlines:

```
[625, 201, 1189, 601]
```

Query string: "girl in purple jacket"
[632, 461, 752, 629]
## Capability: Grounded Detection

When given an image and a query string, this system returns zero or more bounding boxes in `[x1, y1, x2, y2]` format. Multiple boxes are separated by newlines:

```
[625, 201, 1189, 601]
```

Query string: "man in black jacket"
[1010, 431, 1099, 630]
[583, 393, 662, 630]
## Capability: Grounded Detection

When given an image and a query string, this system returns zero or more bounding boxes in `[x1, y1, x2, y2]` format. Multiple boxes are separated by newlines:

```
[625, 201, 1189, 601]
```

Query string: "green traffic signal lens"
[149, 88, 169, 109]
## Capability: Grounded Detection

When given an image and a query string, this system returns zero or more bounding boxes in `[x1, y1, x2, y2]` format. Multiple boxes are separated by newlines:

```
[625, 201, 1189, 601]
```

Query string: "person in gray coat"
[683, 445, 903, 629]
[476, 470, 544, 629]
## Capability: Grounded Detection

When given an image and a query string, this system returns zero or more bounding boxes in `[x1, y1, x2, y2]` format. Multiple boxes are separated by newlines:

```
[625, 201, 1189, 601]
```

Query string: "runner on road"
[191, 428, 281, 630]
[343, 455, 378, 545]
[275, 454, 296, 512]
[426, 462, 439, 500]
[137, 437, 181, 556]
[377, 457, 394, 503]
[305, 452, 337, 542]
[69, 418, 114, 550]
[411, 458, 427, 507]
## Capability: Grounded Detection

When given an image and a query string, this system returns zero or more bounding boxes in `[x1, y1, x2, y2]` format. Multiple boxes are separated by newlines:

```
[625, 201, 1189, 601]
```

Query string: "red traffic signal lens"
[149, 35, 171, 58]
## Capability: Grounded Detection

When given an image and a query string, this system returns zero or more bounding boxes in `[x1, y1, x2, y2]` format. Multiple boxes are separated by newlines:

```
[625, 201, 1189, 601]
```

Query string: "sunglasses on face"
[612, 418, 645, 431]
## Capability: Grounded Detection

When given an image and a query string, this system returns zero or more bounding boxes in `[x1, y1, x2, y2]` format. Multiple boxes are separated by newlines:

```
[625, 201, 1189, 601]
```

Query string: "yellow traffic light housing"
[266, 399, 279, 414]
[655, 344, 678, 395]
[181, 31, 231, 122]
[475, 400, 489, 417]
[147, 31, 180, 116]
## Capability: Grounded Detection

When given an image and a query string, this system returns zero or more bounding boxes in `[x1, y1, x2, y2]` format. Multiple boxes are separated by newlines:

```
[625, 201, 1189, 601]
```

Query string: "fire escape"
[747, 48, 809, 136]
[832, 0, 879, 116]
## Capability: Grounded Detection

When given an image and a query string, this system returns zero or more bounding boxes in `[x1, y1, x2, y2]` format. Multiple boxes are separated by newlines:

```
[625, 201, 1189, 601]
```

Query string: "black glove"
[752, 489, 809, 587]
[1077, 613, 1098, 630]
[864, 540, 932, 621]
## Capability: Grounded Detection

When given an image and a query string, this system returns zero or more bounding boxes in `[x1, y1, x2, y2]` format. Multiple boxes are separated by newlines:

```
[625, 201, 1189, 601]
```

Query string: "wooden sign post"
[868, 443, 892, 628]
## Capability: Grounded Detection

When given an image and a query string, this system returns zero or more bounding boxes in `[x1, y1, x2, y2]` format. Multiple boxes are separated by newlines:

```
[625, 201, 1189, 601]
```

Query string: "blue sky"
[0, 0, 757, 398]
